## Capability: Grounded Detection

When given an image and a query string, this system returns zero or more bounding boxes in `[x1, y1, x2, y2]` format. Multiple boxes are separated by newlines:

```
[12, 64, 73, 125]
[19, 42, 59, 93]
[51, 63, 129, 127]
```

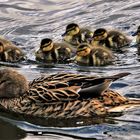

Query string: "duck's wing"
[28, 72, 130, 104]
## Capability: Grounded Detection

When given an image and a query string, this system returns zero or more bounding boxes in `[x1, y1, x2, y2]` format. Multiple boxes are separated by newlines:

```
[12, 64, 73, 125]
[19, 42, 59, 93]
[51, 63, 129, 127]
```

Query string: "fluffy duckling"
[0, 37, 25, 62]
[35, 38, 74, 63]
[1, 68, 140, 119]
[132, 26, 140, 55]
[62, 23, 94, 46]
[75, 43, 114, 66]
[133, 25, 140, 44]
[91, 28, 131, 50]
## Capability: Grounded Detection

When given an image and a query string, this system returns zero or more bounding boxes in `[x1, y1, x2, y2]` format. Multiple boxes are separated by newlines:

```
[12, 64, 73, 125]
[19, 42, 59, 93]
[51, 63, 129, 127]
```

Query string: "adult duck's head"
[0, 68, 29, 98]
[40, 38, 54, 52]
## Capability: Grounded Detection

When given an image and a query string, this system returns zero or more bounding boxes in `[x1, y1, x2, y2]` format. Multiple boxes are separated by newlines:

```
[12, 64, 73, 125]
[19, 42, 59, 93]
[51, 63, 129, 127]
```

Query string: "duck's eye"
[85, 49, 88, 52]
[101, 31, 105, 35]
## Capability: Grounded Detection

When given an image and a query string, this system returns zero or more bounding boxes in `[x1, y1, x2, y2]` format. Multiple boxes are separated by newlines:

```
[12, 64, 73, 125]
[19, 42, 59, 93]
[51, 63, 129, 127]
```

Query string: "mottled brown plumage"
[0, 69, 139, 119]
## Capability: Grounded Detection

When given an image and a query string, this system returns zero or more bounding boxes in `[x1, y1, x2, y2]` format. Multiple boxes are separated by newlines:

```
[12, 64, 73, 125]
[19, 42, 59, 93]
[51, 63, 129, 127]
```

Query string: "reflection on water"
[0, 0, 140, 139]
[0, 118, 26, 140]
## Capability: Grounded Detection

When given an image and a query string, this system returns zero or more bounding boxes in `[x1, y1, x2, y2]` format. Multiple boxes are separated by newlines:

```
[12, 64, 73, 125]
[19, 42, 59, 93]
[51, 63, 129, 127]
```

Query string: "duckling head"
[0, 42, 4, 53]
[62, 23, 80, 37]
[0, 68, 29, 98]
[76, 43, 91, 57]
[133, 26, 140, 36]
[93, 28, 108, 41]
[133, 26, 140, 43]
[40, 38, 54, 52]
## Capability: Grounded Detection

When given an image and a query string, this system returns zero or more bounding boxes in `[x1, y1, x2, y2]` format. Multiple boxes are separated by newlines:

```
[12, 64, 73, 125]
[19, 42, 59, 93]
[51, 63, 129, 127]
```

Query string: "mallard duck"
[0, 68, 139, 119]
[62, 23, 94, 46]
[75, 43, 114, 66]
[132, 25, 140, 44]
[35, 38, 74, 63]
[91, 28, 131, 50]
[0, 37, 25, 62]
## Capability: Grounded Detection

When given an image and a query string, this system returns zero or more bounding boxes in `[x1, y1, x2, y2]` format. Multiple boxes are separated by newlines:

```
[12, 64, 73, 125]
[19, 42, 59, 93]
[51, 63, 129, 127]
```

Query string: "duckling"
[75, 43, 114, 66]
[0, 37, 25, 62]
[132, 26, 140, 55]
[35, 38, 74, 63]
[1, 68, 140, 118]
[132, 25, 140, 44]
[91, 28, 131, 50]
[62, 23, 94, 46]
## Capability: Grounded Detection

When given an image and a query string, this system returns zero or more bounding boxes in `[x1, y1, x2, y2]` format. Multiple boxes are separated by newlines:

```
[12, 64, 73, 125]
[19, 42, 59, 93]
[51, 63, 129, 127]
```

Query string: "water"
[0, 0, 140, 139]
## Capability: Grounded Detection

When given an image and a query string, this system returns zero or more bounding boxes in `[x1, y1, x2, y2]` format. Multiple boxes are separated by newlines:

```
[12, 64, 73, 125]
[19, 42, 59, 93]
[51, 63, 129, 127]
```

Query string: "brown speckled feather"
[0, 71, 137, 119]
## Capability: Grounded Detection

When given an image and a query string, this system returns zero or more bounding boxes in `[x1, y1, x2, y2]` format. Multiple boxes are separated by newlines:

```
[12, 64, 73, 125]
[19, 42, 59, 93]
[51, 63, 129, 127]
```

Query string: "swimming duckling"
[133, 25, 140, 44]
[62, 23, 94, 46]
[91, 28, 131, 50]
[75, 43, 114, 66]
[0, 37, 25, 62]
[1, 68, 140, 118]
[132, 26, 140, 55]
[35, 38, 74, 63]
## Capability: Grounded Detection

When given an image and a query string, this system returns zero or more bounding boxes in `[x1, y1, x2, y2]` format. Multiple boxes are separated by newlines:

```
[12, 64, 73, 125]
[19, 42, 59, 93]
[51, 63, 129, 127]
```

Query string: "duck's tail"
[103, 72, 131, 82]
[108, 99, 140, 113]
[79, 72, 131, 99]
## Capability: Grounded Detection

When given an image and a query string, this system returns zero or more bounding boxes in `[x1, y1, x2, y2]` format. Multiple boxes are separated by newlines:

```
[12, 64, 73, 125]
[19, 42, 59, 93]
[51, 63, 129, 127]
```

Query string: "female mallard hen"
[62, 23, 94, 46]
[35, 38, 74, 63]
[75, 43, 114, 66]
[0, 68, 140, 118]
[0, 37, 25, 62]
[91, 28, 131, 50]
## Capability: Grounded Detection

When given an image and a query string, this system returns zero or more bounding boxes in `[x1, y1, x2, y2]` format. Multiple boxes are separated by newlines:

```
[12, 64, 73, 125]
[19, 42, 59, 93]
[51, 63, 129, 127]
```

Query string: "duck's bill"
[62, 32, 67, 37]
[132, 31, 138, 36]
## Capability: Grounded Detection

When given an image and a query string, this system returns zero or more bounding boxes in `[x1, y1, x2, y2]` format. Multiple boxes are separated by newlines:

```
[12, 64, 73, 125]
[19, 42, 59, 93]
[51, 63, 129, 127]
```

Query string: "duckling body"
[62, 23, 94, 46]
[35, 38, 73, 63]
[0, 68, 137, 119]
[0, 37, 25, 62]
[91, 28, 130, 50]
[75, 43, 114, 66]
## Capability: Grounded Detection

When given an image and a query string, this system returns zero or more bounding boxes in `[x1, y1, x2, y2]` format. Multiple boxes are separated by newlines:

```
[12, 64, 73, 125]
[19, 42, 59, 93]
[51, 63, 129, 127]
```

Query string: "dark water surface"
[0, 0, 140, 139]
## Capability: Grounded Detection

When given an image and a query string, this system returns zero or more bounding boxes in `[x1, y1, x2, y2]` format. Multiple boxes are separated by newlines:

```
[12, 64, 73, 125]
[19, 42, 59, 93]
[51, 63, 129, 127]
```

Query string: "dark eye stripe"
[66, 26, 76, 32]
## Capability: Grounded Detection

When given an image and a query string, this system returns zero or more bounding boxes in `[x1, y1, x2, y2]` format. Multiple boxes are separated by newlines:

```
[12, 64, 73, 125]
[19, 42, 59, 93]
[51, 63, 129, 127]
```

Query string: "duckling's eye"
[41, 42, 50, 48]
[101, 31, 105, 35]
